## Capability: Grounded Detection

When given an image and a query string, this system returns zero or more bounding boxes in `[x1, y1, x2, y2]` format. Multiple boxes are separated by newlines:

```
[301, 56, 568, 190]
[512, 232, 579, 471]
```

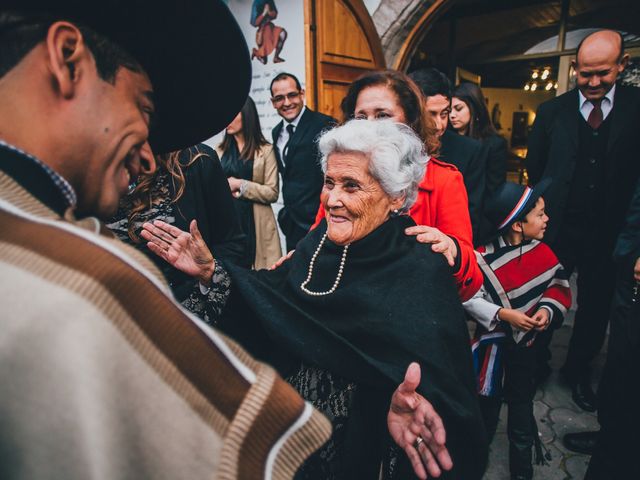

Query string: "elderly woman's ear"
[390, 196, 405, 215]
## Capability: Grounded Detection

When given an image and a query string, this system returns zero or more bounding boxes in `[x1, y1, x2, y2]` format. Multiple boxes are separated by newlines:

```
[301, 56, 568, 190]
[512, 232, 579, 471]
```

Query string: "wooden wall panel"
[319, 1, 375, 68]
[320, 81, 351, 120]
[305, 0, 386, 116]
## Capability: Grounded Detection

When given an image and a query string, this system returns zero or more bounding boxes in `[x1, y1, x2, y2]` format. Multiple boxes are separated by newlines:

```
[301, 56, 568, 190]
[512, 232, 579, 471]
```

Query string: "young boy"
[464, 180, 572, 480]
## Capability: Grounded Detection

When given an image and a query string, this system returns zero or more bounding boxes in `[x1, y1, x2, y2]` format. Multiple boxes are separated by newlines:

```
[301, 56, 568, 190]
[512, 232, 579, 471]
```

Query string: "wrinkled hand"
[405, 226, 457, 267]
[532, 308, 551, 331]
[141, 219, 215, 286]
[498, 308, 537, 332]
[634, 257, 640, 282]
[268, 250, 295, 270]
[388, 363, 452, 479]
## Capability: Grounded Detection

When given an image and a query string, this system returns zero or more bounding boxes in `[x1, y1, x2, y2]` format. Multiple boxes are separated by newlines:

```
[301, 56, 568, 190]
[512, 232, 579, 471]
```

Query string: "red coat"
[312, 158, 482, 301]
[410, 158, 482, 301]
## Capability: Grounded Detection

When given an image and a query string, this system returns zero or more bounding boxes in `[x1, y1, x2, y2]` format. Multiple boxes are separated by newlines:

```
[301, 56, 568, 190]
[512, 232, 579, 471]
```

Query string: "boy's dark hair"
[408, 68, 452, 100]
[0, 11, 142, 82]
[269, 72, 302, 95]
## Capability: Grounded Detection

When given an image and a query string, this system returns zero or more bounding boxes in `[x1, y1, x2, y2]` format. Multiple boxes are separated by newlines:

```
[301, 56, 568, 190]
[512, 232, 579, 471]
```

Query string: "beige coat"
[216, 144, 282, 269]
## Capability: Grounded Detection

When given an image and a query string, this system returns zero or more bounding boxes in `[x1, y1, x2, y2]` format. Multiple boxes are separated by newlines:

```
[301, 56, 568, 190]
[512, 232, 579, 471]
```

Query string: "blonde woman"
[217, 96, 282, 269]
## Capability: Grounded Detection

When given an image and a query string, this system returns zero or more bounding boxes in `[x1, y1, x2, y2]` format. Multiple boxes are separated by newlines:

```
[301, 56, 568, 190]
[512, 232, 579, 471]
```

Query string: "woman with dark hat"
[463, 180, 572, 480]
[142, 119, 489, 479]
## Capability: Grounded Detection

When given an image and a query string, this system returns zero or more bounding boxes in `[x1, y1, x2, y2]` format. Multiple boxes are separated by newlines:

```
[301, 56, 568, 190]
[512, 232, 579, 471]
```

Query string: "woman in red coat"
[313, 70, 482, 300]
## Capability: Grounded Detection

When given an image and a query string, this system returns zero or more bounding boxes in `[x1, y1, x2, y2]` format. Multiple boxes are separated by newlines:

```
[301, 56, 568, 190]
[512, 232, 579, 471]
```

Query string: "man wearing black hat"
[0, 3, 335, 478]
[0, 3, 455, 479]
[526, 30, 640, 411]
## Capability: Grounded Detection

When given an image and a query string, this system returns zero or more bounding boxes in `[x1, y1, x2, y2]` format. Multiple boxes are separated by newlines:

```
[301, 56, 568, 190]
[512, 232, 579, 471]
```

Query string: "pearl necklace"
[300, 233, 349, 296]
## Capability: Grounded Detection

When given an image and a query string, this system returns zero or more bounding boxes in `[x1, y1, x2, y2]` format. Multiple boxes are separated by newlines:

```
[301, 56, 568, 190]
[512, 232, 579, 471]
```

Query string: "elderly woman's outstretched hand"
[404, 226, 458, 267]
[141, 219, 216, 286]
[388, 362, 453, 479]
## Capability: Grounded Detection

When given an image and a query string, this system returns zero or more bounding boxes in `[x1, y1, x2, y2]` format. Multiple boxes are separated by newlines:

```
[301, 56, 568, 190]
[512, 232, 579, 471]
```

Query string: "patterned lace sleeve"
[180, 260, 231, 327]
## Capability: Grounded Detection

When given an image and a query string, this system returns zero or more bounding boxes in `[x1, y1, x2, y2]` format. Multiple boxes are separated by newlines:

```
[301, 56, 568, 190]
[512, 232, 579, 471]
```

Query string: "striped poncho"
[464, 237, 572, 396]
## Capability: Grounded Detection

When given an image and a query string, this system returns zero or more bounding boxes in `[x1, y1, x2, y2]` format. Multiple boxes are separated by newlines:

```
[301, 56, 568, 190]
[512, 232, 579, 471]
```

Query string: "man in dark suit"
[270, 72, 335, 251]
[409, 68, 487, 241]
[526, 30, 640, 411]
[562, 177, 640, 479]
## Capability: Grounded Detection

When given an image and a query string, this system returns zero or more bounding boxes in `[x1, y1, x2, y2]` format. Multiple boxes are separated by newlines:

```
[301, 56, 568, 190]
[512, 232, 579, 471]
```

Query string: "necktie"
[283, 124, 295, 160]
[587, 99, 603, 130]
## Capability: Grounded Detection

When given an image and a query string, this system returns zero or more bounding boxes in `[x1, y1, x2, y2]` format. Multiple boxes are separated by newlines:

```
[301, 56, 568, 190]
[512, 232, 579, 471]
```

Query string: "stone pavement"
[483, 308, 605, 480]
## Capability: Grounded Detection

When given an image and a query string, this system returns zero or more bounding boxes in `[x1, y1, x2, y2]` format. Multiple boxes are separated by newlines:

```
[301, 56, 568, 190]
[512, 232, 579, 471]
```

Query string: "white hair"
[317, 119, 429, 213]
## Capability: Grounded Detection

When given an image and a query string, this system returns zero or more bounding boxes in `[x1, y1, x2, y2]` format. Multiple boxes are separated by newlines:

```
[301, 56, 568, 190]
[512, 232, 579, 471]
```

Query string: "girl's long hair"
[219, 96, 269, 160]
[452, 82, 498, 140]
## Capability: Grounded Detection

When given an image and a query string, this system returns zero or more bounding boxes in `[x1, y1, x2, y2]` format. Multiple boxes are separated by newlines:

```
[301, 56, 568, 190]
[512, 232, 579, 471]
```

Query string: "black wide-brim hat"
[4, 0, 251, 154]
[485, 178, 552, 234]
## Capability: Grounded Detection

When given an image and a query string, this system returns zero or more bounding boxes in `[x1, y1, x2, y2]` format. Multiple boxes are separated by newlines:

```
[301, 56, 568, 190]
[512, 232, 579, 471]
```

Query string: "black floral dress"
[107, 170, 231, 326]
[287, 364, 357, 480]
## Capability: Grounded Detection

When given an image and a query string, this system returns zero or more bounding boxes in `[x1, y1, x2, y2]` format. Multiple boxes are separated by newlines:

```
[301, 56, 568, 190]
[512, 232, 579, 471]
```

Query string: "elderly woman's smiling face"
[321, 151, 403, 245]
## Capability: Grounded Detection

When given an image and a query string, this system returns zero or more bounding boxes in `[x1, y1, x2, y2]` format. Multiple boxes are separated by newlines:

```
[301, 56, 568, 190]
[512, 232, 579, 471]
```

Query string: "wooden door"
[304, 0, 386, 120]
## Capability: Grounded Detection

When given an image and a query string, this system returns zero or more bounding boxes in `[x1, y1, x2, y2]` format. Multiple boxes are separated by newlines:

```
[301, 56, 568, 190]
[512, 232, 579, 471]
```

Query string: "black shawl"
[222, 215, 487, 479]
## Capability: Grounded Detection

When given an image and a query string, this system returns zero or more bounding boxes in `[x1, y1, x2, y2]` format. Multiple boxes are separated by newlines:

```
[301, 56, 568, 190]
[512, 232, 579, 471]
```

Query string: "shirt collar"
[0, 140, 77, 211]
[578, 84, 616, 109]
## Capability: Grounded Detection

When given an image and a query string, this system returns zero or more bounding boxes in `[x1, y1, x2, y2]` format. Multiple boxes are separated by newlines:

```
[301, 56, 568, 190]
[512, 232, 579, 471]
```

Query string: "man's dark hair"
[575, 29, 625, 63]
[0, 11, 142, 82]
[269, 72, 302, 95]
[408, 68, 452, 100]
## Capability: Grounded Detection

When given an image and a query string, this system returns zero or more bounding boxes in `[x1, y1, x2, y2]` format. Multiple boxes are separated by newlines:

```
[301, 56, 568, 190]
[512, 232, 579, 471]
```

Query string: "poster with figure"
[204, 0, 306, 146]
[251, 0, 288, 64]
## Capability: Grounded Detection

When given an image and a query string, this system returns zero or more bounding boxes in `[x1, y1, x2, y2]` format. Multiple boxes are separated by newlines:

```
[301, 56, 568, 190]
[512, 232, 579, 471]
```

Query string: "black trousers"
[585, 262, 640, 480]
[544, 225, 618, 382]
[479, 344, 537, 479]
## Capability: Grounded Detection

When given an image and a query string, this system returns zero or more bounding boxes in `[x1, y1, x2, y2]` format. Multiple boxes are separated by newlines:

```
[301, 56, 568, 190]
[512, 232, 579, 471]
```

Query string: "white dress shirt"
[578, 84, 615, 122]
[276, 106, 306, 165]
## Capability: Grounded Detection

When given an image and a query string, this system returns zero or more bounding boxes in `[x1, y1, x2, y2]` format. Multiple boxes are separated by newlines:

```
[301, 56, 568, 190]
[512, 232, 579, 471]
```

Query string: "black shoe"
[571, 380, 597, 412]
[563, 431, 598, 454]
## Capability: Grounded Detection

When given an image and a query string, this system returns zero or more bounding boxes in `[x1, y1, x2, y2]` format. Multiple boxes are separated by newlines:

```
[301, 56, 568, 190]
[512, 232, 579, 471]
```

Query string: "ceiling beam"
[467, 40, 640, 64]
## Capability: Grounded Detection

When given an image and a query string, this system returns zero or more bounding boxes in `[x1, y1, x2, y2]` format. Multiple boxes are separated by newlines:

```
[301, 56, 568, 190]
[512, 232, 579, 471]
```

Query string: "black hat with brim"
[4, 0, 251, 154]
[486, 178, 552, 234]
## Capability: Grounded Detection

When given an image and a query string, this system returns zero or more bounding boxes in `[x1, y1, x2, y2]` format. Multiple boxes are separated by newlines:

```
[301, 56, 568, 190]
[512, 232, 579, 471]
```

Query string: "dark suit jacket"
[171, 144, 248, 268]
[482, 134, 508, 197]
[614, 177, 640, 264]
[272, 108, 335, 235]
[526, 85, 640, 248]
[439, 129, 487, 240]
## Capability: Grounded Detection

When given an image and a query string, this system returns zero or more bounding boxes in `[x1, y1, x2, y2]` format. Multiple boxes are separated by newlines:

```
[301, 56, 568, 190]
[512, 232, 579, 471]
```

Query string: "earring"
[391, 209, 399, 216]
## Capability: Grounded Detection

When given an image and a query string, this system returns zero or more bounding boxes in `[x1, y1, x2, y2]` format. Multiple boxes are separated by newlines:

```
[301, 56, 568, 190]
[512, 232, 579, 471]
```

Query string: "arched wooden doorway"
[392, 0, 456, 71]
[304, 0, 386, 119]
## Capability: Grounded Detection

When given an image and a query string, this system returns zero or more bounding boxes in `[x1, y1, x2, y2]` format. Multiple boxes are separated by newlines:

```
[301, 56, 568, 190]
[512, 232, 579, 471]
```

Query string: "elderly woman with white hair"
[141, 120, 487, 480]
